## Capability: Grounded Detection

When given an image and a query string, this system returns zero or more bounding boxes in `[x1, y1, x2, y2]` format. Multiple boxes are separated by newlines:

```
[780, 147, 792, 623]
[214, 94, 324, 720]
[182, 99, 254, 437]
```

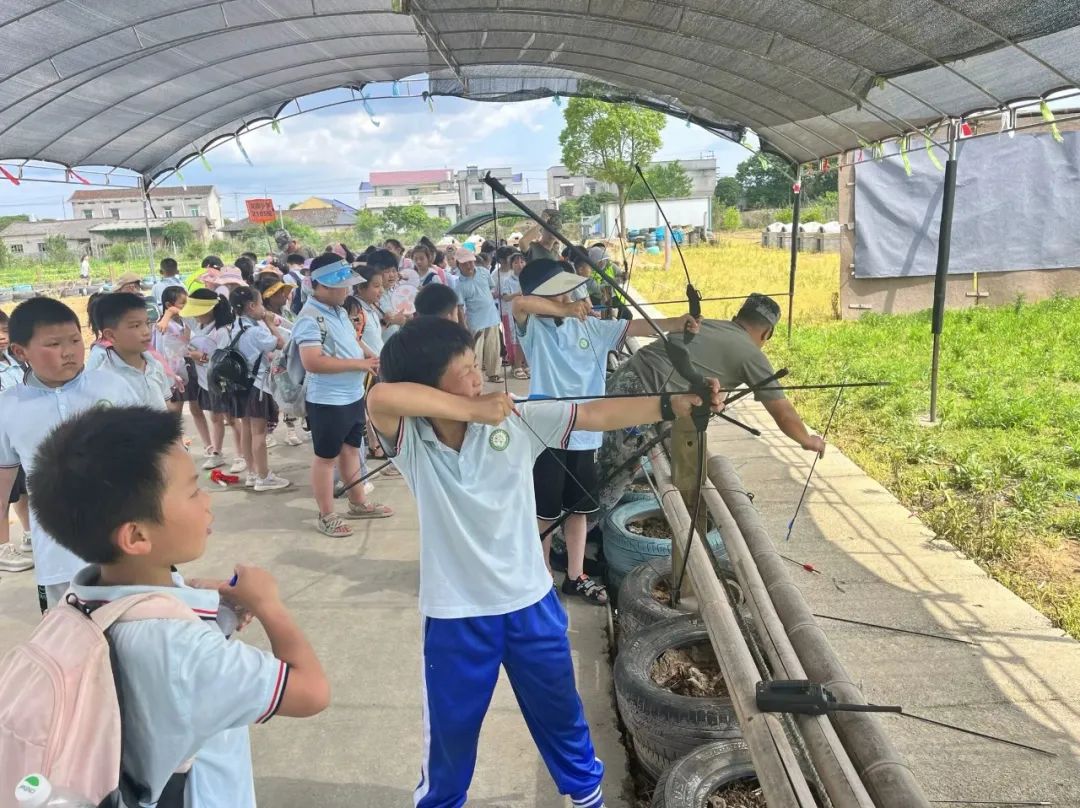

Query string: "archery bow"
[484, 172, 716, 596]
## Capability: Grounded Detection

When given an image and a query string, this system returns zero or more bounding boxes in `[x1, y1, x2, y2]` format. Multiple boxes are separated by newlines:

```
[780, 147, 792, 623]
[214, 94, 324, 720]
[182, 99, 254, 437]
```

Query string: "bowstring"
[490, 185, 509, 396]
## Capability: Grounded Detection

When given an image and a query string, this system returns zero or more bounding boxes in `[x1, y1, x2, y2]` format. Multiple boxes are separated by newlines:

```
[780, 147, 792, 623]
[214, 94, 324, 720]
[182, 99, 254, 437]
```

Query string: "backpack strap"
[86, 592, 201, 631]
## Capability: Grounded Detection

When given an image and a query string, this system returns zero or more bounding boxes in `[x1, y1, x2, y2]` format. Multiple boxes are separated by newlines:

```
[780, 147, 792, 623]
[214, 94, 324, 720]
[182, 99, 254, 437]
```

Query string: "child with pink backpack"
[0, 406, 330, 807]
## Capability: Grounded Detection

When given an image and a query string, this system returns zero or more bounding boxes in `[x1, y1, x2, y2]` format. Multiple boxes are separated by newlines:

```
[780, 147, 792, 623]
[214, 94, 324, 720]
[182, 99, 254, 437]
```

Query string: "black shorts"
[170, 359, 199, 403]
[243, 388, 279, 422]
[9, 466, 27, 503]
[306, 400, 366, 459]
[533, 448, 599, 521]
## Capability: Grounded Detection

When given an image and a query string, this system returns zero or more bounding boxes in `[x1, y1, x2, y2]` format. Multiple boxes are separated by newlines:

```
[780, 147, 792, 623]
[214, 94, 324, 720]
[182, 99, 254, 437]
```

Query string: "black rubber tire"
[650, 741, 755, 807]
[617, 558, 746, 652]
[615, 615, 742, 780]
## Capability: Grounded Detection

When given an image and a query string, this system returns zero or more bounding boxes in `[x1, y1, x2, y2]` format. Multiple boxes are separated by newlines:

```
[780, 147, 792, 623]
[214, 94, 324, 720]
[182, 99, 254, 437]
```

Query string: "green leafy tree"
[354, 209, 386, 243]
[627, 161, 692, 201]
[720, 206, 742, 231]
[735, 154, 795, 209]
[559, 98, 665, 239]
[381, 204, 431, 234]
[264, 217, 319, 247]
[43, 234, 72, 264]
[162, 220, 195, 248]
[107, 242, 130, 263]
[714, 176, 741, 208]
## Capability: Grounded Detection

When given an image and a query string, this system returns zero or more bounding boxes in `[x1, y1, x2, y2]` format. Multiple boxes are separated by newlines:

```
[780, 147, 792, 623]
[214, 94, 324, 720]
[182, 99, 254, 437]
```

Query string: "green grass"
[0, 258, 205, 287]
[770, 295, 1080, 636]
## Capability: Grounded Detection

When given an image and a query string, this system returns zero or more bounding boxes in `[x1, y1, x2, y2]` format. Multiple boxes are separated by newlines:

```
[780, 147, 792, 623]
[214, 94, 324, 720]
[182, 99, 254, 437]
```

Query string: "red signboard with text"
[245, 198, 276, 223]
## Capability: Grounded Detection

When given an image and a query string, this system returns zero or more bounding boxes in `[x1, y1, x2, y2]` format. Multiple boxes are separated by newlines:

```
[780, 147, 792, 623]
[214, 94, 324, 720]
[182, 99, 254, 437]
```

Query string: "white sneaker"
[0, 543, 33, 572]
[286, 429, 304, 446]
[265, 435, 278, 449]
[230, 458, 248, 474]
[203, 446, 217, 458]
[245, 472, 257, 488]
[202, 452, 225, 470]
[255, 472, 291, 492]
[18, 535, 32, 554]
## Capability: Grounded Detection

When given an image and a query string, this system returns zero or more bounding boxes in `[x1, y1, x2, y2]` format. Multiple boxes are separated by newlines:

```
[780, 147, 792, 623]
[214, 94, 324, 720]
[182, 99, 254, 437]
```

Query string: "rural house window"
[82, 209, 93, 219]
[437, 206, 446, 218]
[407, 188, 419, 196]
[110, 208, 120, 218]
[189, 206, 200, 217]
[37, 242, 46, 252]
[163, 207, 173, 218]
[382, 189, 392, 196]
[11, 244, 23, 253]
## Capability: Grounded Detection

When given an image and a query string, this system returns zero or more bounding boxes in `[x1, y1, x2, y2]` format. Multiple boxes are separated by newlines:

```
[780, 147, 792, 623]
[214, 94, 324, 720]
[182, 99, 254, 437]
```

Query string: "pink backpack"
[0, 592, 199, 805]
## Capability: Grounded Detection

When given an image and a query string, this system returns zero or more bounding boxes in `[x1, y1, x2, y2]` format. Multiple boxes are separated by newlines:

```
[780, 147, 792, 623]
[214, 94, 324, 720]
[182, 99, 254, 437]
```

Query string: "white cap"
[507, 231, 523, 245]
[15, 774, 54, 808]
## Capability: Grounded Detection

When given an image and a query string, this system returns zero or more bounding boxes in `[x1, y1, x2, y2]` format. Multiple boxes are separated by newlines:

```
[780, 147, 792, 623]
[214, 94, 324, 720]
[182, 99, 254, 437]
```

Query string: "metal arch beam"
[407, 0, 469, 91]
[427, 12, 952, 152]
[428, 3, 953, 119]
[922, 0, 1080, 88]
[450, 46, 848, 153]
[28, 33, 423, 159]
[0, 8, 409, 123]
[0, 3, 941, 145]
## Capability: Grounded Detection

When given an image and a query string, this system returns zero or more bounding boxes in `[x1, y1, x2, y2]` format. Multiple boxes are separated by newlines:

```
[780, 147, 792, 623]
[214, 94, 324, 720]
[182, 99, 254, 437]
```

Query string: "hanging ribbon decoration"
[361, 91, 381, 127]
[899, 135, 913, 177]
[1040, 100, 1064, 144]
[235, 136, 254, 167]
[422, 91, 435, 112]
[199, 153, 212, 172]
[923, 128, 945, 172]
[392, 81, 401, 97]
[0, 166, 20, 186]
[175, 169, 187, 190]
[270, 118, 281, 134]
[65, 168, 90, 185]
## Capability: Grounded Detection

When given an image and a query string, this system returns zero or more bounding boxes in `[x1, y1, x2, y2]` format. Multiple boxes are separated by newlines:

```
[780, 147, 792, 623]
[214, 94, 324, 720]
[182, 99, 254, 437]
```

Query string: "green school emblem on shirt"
[578, 337, 590, 350]
[489, 428, 510, 451]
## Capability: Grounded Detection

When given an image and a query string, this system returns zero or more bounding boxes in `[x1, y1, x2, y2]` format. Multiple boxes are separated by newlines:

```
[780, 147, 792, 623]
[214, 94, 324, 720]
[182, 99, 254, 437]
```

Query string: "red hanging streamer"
[0, 166, 20, 186]
[65, 168, 90, 184]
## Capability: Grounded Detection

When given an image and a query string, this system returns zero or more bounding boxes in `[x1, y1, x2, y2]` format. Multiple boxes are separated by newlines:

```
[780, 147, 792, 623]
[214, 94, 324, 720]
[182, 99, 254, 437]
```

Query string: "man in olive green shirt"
[597, 293, 825, 511]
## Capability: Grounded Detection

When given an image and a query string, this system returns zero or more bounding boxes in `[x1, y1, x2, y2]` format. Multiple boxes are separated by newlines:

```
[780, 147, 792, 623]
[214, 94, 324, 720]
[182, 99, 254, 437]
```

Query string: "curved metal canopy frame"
[0, 0, 1078, 182]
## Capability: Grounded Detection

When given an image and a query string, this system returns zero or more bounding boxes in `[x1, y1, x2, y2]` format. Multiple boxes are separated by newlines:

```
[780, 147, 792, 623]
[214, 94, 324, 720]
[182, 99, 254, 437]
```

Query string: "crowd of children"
[0, 230, 734, 808]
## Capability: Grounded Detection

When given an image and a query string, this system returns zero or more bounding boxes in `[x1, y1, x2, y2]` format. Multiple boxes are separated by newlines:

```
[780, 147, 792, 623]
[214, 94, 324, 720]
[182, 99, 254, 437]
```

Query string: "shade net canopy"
[1, 0, 1079, 182]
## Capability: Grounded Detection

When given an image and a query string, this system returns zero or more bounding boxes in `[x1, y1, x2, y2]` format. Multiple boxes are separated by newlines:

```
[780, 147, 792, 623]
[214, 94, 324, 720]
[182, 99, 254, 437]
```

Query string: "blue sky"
[0, 85, 748, 222]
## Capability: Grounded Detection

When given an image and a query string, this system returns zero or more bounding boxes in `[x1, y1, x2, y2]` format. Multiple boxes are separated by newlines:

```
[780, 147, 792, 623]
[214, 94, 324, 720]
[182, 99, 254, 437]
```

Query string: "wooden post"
[670, 416, 703, 599]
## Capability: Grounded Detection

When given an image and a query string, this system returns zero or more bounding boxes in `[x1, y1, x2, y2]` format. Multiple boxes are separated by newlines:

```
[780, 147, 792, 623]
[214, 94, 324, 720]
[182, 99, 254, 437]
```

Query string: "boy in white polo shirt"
[513, 258, 698, 605]
[368, 316, 723, 808]
[87, 292, 172, 410]
[0, 297, 140, 612]
[31, 405, 330, 807]
[292, 253, 391, 538]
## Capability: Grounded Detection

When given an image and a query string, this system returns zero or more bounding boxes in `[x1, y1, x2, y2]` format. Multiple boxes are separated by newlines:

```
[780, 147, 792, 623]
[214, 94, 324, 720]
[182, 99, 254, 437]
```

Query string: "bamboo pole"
[707, 454, 931, 808]
[649, 448, 816, 808]
[700, 475, 874, 808]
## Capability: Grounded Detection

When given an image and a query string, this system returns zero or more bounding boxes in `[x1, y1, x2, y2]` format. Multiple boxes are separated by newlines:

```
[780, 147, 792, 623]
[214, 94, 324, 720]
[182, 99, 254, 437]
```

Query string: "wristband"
[658, 392, 677, 422]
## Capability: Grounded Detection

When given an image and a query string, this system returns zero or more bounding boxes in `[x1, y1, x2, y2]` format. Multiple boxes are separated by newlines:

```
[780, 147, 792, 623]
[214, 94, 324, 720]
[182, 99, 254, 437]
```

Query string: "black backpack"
[208, 320, 261, 396]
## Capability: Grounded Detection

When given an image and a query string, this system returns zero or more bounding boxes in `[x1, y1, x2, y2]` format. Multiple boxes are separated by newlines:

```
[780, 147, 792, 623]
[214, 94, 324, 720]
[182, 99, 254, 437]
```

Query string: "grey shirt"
[626, 319, 785, 401]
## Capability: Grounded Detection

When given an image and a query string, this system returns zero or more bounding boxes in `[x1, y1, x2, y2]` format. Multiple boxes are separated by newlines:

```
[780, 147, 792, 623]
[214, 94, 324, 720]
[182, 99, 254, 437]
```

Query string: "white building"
[548, 157, 717, 200]
[454, 165, 542, 217]
[68, 185, 225, 231]
[1, 215, 214, 259]
[364, 169, 460, 221]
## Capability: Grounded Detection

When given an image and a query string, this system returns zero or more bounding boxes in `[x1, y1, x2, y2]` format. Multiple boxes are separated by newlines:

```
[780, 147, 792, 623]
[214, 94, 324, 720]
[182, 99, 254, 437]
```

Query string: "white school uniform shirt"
[151, 277, 185, 306]
[0, 369, 140, 585]
[456, 268, 500, 333]
[359, 299, 384, 355]
[378, 401, 577, 618]
[69, 567, 288, 808]
[231, 316, 277, 394]
[95, 349, 172, 411]
[518, 315, 629, 451]
[187, 320, 226, 392]
[0, 352, 24, 392]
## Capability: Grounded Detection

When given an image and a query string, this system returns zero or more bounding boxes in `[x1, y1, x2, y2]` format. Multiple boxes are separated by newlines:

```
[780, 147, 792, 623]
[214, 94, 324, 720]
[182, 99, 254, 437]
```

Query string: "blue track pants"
[414, 588, 605, 808]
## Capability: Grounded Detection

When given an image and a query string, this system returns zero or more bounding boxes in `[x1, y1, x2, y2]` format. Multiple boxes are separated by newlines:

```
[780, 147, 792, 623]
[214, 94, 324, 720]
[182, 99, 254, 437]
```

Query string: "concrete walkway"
[0, 420, 630, 806]
[711, 400, 1080, 806]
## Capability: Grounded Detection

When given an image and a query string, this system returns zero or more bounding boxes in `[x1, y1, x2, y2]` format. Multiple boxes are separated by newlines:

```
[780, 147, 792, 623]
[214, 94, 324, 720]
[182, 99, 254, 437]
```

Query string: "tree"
[381, 204, 431, 234]
[735, 154, 795, 209]
[559, 98, 665, 239]
[354, 209, 385, 243]
[713, 176, 741, 208]
[43, 234, 72, 264]
[627, 161, 692, 201]
[720, 206, 742, 231]
[162, 220, 195, 247]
